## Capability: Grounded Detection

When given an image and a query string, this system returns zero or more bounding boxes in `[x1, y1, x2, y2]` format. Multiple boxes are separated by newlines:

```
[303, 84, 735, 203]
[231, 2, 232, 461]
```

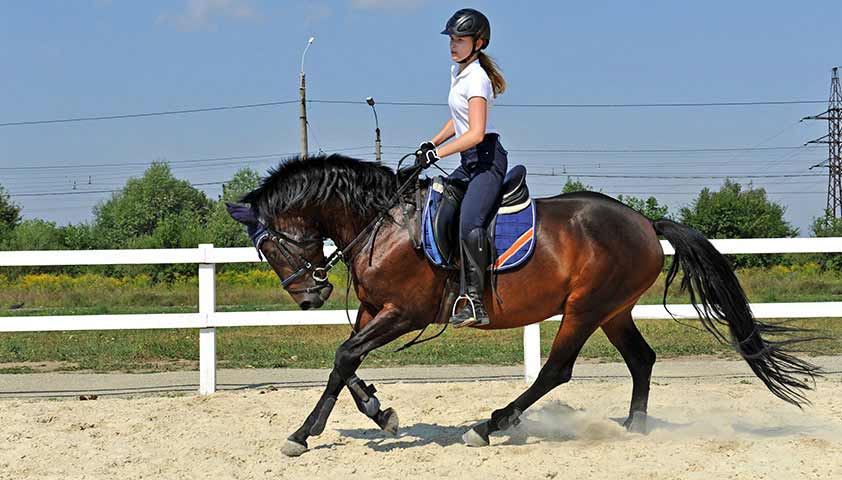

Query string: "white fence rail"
[1, 238, 841, 392]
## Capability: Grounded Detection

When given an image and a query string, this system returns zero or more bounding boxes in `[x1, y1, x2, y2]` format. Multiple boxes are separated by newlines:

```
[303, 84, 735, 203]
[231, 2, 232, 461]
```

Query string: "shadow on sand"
[335, 400, 832, 452]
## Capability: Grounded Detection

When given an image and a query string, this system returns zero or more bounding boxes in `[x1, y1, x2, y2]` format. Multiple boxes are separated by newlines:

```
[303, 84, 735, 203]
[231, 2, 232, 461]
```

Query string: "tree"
[1, 219, 64, 251]
[93, 162, 211, 247]
[679, 180, 797, 239]
[0, 185, 22, 241]
[679, 180, 797, 268]
[60, 223, 97, 251]
[207, 168, 261, 248]
[810, 210, 842, 270]
[617, 195, 669, 219]
[562, 177, 592, 193]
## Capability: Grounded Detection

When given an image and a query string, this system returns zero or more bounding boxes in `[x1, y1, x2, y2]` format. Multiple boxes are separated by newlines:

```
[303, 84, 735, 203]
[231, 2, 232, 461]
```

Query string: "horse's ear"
[226, 202, 259, 226]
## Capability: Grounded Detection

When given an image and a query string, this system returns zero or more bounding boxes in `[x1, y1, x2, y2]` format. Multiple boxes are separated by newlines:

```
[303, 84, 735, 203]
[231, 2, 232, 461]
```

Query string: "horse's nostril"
[299, 301, 312, 310]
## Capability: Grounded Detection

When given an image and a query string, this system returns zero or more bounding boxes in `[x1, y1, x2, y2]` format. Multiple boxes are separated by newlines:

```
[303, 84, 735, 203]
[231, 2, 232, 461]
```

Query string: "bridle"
[261, 227, 334, 295]
[260, 154, 424, 296]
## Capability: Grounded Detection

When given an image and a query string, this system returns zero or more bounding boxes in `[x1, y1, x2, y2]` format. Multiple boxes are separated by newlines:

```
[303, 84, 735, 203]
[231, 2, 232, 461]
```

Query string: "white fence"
[1, 238, 842, 392]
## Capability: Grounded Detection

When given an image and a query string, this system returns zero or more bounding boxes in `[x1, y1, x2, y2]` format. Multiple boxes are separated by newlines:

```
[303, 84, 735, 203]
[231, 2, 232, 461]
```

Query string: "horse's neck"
[317, 205, 378, 253]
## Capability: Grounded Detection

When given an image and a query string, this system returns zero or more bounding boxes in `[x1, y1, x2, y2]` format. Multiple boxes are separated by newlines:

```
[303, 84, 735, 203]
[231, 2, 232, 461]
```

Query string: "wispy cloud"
[157, 0, 261, 32]
[349, 0, 427, 12]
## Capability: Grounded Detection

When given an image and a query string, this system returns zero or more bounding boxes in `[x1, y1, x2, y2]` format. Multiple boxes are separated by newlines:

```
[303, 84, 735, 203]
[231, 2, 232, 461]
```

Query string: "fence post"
[523, 323, 541, 382]
[199, 244, 216, 395]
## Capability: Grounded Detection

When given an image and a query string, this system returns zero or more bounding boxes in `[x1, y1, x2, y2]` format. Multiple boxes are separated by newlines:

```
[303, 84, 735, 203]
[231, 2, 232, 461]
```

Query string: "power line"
[0, 97, 827, 128]
[533, 173, 824, 179]
[311, 99, 827, 108]
[0, 100, 299, 127]
[0, 146, 374, 171]
[9, 180, 227, 198]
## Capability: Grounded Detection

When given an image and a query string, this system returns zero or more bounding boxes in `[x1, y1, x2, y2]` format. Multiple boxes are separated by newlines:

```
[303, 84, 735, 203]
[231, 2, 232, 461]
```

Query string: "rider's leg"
[451, 147, 507, 328]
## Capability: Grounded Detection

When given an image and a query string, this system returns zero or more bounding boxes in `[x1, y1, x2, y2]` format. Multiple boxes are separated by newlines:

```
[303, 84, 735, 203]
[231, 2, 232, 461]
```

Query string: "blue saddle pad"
[422, 183, 536, 272]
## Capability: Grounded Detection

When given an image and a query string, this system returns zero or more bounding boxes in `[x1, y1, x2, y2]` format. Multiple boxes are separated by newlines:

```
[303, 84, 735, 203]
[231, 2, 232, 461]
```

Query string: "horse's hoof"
[624, 411, 648, 434]
[462, 422, 490, 447]
[281, 439, 309, 457]
[377, 407, 399, 436]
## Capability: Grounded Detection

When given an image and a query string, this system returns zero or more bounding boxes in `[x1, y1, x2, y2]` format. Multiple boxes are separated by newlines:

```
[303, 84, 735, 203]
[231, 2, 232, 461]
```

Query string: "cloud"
[157, 0, 261, 32]
[349, 0, 427, 12]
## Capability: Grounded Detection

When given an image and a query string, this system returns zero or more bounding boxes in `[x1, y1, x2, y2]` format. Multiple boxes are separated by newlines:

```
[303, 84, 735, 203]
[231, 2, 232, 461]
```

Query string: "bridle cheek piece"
[261, 228, 336, 295]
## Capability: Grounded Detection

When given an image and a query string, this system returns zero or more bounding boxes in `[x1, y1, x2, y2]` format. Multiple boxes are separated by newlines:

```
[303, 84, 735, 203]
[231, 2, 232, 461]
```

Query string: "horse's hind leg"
[463, 312, 600, 447]
[601, 307, 656, 434]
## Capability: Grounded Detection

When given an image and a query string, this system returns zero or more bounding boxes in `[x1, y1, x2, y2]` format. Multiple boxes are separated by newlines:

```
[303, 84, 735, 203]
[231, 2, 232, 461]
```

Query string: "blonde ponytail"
[478, 52, 506, 97]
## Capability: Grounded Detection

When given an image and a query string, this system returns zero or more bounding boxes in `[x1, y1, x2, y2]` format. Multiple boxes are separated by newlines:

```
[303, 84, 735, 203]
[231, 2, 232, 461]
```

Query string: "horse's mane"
[241, 154, 400, 221]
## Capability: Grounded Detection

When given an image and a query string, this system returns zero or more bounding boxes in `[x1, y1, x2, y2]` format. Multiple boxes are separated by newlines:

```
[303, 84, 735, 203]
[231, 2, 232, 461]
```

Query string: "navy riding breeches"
[448, 133, 509, 238]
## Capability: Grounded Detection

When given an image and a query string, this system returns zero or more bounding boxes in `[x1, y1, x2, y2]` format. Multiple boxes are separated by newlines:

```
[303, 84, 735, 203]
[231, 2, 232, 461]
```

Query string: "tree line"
[1, 162, 840, 277]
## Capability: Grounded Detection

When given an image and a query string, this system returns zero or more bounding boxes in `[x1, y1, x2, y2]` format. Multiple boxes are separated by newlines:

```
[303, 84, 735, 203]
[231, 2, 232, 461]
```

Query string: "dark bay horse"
[227, 154, 820, 457]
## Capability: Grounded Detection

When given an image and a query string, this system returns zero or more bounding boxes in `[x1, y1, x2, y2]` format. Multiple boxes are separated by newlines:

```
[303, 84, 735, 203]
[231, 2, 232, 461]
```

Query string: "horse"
[226, 154, 820, 457]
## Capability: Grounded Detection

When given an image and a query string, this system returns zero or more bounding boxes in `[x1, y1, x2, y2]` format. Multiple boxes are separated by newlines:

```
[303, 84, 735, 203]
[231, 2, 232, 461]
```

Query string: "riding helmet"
[441, 8, 491, 49]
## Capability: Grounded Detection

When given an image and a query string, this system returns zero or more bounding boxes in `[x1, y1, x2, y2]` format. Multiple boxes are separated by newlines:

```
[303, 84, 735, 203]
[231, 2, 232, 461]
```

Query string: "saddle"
[421, 165, 536, 272]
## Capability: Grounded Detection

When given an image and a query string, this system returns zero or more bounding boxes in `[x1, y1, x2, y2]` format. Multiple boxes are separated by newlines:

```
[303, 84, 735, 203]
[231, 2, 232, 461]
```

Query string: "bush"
[679, 179, 797, 268]
[810, 210, 842, 271]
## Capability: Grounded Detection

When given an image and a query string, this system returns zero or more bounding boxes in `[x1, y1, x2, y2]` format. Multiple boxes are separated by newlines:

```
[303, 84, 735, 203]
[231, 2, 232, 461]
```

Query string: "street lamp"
[366, 97, 381, 163]
[299, 37, 315, 159]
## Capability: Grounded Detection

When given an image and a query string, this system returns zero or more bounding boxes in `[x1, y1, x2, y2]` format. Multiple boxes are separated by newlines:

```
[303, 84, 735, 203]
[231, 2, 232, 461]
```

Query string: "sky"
[0, 0, 840, 235]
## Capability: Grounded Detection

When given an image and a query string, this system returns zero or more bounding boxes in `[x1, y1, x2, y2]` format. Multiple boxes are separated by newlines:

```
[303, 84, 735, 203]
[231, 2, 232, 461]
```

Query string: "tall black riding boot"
[450, 227, 490, 328]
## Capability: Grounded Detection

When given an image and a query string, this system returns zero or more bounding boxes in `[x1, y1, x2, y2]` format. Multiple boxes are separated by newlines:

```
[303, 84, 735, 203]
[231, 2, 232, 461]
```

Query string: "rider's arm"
[431, 119, 455, 147]
[434, 97, 487, 158]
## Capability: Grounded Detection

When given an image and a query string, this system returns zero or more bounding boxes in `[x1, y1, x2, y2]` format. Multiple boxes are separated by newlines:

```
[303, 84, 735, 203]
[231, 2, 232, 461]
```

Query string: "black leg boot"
[450, 227, 490, 328]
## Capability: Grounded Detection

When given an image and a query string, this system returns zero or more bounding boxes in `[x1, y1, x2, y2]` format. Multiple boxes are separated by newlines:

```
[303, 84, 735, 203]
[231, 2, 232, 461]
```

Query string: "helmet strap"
[457, 38, 480, 64]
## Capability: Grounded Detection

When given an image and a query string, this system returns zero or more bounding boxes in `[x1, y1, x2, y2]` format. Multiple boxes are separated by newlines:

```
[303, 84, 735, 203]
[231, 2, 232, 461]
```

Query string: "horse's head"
[226, 202, 334, 310]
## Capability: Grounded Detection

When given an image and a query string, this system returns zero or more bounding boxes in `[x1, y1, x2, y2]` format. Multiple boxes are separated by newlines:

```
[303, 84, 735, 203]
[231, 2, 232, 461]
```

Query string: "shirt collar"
[451, 58, 481, 80]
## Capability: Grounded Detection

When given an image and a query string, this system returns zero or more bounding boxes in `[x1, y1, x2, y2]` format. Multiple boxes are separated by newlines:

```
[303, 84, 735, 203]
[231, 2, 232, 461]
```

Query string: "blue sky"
[0, 0, 840, 234]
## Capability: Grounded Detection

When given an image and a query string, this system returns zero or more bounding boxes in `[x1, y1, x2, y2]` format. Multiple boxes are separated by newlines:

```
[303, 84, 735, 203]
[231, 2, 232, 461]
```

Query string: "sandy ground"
[2, 364, 842, 480]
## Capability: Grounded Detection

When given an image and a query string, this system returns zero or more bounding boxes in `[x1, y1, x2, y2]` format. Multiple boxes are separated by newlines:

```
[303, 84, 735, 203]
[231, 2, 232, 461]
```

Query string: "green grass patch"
[0, 318, 838, 373]
[1, 265, 841, 373]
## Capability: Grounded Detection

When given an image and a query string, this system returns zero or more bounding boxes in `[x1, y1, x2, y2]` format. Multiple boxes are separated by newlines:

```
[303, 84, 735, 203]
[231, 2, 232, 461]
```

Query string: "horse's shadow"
[334, 400, 823, 453]
[337, 422, 475, 452]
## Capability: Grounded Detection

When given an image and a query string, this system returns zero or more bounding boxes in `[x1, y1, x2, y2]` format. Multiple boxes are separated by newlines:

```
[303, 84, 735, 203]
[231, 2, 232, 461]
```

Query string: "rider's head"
[442, 8, 490, 65]
[441, 8, 506, 97]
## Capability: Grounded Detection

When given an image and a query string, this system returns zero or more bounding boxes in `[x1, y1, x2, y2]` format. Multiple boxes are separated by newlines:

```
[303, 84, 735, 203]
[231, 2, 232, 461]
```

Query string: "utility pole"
[805, 67, 842, 218]
[299, 37, 315, 160]
[366, 97, 382, 163]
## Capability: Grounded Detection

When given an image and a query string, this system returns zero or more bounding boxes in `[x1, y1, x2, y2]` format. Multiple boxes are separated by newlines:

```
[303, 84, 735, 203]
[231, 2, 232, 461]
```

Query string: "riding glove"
[415, 141, 440, 168]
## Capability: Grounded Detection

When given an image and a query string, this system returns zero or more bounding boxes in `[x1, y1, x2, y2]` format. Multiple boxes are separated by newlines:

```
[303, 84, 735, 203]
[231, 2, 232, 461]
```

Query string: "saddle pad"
[422, 183, 536, 272]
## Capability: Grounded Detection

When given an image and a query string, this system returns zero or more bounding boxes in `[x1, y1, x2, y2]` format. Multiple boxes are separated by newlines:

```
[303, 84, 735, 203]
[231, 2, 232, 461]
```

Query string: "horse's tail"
[651, 218, 821, 408]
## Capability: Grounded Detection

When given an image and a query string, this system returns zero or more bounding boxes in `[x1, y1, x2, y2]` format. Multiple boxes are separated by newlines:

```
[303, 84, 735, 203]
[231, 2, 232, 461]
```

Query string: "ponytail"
[478, 52, 506, 97]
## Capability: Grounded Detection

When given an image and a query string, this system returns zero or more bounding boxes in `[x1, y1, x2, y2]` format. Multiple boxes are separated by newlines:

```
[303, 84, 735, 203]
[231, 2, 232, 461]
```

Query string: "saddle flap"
[432, 177, 463, 263]
[422, 168, 536, 272]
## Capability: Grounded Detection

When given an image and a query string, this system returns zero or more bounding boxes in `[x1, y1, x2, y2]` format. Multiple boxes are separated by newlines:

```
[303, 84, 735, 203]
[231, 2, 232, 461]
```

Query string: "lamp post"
[366, 97, 381, 163]
[299, 37, 315, 159]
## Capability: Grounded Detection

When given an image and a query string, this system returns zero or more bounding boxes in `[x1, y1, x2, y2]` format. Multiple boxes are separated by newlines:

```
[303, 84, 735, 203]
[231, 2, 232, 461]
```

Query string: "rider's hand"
[415, 141, 439, 168]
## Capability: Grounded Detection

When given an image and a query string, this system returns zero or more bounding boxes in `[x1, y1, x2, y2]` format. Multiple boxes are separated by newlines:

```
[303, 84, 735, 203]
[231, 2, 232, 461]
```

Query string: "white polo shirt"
[448, 59, 498, 139]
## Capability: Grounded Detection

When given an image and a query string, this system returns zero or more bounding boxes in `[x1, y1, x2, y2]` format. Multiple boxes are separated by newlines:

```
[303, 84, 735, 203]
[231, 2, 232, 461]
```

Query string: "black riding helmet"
[441, 8, 490, 64]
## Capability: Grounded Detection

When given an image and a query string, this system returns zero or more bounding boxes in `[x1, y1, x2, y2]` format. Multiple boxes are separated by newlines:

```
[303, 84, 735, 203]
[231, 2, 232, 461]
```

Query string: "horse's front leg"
[282, 305, 416, 457]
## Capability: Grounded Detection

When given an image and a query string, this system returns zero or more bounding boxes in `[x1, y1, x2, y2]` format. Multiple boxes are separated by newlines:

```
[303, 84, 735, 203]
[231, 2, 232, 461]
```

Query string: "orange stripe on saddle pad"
[493, 227, 534, 269]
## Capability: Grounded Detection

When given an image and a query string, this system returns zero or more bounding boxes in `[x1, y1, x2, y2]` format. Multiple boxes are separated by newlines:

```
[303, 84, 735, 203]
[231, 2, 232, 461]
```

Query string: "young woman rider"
[415, 8, 508, 328]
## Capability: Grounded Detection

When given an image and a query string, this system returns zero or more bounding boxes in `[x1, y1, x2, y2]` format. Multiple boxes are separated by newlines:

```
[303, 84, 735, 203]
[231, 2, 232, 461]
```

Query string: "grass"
[0, 318, 839, 373]
[0, 264, 841, 373]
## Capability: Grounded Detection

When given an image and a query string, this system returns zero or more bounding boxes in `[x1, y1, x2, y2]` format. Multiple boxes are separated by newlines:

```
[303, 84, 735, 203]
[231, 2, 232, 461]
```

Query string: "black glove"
[415, 141, 439, 168]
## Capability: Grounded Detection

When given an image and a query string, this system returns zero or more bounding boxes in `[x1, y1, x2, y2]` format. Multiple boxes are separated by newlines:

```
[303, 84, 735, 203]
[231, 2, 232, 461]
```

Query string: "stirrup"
[450, 294, 489, 328]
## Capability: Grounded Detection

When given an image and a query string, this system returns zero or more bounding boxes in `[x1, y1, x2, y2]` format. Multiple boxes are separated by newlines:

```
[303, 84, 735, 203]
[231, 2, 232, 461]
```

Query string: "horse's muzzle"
[298, 283, 334, 310]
